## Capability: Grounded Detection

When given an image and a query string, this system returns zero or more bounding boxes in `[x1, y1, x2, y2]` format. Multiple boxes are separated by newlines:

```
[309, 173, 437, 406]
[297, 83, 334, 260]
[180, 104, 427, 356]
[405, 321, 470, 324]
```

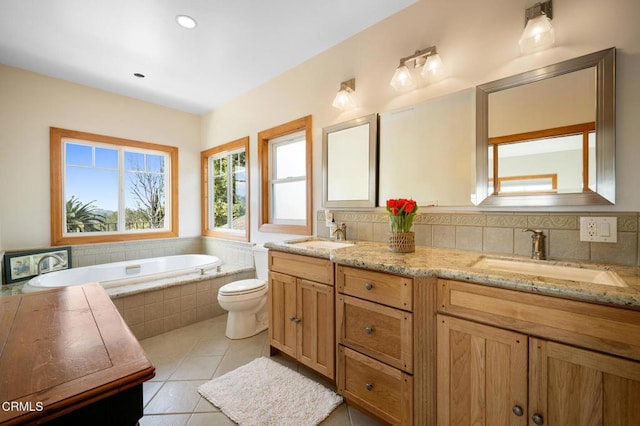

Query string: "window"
[488, 122, 595, 196]
[201, 137, 249, 241]
[258, 116, 312, 235]
[50, 127, 178, 245]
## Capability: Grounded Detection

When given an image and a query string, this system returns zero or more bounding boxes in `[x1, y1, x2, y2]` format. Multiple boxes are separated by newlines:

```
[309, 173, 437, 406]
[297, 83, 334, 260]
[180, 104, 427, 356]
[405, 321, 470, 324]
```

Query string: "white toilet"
[217, 244, 269, 339]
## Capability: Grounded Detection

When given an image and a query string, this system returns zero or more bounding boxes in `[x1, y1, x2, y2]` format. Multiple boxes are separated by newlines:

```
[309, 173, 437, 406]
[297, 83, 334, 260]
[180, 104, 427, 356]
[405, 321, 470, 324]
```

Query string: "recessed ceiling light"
[176, 15, 197, 29]
[133, 73, 145, 78]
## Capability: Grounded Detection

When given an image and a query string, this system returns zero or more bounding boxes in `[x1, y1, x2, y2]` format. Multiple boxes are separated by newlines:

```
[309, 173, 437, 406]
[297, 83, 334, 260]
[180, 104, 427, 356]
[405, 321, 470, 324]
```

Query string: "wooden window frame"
[201, 137, 250, 241]
[258, 115, 313, 235]
[50, 127, 179, 246]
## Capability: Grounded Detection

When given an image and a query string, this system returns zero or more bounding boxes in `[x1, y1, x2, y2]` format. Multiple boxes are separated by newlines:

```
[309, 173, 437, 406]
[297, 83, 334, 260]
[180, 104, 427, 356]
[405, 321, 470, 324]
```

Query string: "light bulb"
[519, 14, 555, 54]
[390, 64, 415, 92]
[421, 53, 447, 83]
[332, 89, 355, 110]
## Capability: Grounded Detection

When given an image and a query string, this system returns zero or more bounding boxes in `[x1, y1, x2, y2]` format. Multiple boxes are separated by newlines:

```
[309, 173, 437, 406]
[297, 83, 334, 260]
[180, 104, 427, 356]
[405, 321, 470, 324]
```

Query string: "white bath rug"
[198, 357, 343, 426]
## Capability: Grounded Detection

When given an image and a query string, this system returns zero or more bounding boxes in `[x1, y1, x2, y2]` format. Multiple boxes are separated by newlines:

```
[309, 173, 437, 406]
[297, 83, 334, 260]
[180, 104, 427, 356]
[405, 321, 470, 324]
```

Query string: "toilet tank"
[252, 244, 269, 281]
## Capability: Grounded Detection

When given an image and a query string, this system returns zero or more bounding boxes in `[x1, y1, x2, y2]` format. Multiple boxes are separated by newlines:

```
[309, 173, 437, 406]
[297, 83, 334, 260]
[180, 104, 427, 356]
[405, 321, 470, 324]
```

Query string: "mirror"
[476, 48, 615, 206]
[379, 88, 475, 206]
[323, 113, 378, 208]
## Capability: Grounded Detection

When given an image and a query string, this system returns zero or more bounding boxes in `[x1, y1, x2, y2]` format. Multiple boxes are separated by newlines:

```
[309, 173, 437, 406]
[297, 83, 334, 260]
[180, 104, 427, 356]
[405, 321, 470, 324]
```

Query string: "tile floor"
[139, 315, 383, 425]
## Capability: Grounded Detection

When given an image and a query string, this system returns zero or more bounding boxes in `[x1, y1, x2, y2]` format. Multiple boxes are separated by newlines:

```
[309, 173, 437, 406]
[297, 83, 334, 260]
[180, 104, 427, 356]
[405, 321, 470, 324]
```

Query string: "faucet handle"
[523, 228, 543, 235]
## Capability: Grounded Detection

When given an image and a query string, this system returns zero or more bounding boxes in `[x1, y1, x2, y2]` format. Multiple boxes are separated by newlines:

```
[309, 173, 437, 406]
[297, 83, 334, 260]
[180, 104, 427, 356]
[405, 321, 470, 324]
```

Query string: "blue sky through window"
[65, 142, 166, 212]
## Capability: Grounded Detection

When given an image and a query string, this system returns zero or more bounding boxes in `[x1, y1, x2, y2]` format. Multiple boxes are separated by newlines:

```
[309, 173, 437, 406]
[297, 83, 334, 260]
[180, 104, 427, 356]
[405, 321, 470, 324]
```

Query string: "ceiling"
[0, 0, 416, 115]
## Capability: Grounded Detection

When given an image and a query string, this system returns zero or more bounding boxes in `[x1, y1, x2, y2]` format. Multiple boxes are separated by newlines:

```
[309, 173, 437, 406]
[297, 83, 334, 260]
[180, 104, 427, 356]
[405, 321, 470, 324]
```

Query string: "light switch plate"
[579, 217, 617, 242]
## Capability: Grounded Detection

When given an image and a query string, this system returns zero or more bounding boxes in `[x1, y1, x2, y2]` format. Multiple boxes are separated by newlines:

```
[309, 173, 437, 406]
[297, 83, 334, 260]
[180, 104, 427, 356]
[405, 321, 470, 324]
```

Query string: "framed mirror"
[475, 48, 615, 206]
[323, 113, 378, 208]
[379, 88, 475, 207]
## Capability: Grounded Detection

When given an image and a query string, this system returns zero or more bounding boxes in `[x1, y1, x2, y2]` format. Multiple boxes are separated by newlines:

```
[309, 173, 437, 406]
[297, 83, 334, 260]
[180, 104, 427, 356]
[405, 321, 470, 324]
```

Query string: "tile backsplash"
[317, 210, 639, 266]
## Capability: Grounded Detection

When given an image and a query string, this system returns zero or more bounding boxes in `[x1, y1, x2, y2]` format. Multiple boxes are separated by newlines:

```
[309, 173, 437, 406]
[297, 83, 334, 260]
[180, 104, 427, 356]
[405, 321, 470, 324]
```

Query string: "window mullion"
[227, 153, 233, 230]
[118, 148, 125, 232]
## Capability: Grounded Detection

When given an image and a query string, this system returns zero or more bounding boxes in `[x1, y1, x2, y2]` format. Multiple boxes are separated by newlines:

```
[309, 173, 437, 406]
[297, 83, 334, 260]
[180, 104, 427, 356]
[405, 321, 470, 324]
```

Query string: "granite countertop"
[265, 239, 640, 310]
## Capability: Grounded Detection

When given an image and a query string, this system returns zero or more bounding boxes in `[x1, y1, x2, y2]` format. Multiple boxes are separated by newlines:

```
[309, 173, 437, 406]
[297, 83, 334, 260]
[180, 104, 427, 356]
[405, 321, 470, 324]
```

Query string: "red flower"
[385, 198, 418, 232]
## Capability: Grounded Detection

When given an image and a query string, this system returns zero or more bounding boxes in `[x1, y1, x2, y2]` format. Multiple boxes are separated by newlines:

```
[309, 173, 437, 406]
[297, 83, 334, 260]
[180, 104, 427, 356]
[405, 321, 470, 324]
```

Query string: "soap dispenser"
[329, 218, 337, 240]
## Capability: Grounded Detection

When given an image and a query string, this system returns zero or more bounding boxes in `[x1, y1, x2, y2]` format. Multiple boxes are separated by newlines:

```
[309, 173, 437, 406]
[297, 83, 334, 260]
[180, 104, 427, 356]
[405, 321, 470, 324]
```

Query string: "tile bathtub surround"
[318, 210, 640, 266]
[111, 269, 256, 340]
[139, 315, 381, 425]
[71, 237, 204, 267]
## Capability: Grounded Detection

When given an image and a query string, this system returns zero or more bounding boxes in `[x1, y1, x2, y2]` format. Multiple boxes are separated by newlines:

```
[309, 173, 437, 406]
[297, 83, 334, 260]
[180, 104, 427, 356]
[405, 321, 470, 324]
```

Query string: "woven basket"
[388, 232, 415, 253]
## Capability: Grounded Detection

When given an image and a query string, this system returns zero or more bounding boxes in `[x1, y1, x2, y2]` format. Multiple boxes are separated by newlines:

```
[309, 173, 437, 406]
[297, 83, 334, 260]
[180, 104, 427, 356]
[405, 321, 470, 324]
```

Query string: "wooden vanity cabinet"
[336, 266, 416, 425]
[437, 279, 640, 425]
[268, 251, 335, 380]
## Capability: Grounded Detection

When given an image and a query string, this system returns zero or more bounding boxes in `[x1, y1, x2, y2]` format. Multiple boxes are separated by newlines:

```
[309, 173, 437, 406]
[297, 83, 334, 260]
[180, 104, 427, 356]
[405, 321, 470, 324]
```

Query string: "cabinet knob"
[365, 383, 373, 391]
[532, 414, 544, 425]
[364, 283, 373, 290]
[512, 405, 524, 417]
[364, 326, 373, 334]
[289, 316, 301, 324]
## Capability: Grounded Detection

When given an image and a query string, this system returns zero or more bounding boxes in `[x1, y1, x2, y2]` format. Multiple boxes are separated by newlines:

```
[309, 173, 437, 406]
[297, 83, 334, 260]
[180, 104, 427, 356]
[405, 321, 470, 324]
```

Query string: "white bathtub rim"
[24, 254, 222, 290]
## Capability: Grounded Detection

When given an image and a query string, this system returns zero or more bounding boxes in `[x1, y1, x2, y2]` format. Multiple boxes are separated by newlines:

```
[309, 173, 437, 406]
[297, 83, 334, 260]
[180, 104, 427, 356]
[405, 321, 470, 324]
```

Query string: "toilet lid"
[219, 279, 267, 296]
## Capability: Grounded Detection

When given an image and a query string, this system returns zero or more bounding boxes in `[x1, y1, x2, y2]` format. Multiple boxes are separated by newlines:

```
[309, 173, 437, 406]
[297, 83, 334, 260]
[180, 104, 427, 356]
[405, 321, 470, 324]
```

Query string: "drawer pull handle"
[289, 316, 301, 324]
[365, 383, 373, 391]
[364, 283, 373, 290]
[512, 405, 524, 417]
[532, 414, 544, 425]
[364, 326, 373, 334]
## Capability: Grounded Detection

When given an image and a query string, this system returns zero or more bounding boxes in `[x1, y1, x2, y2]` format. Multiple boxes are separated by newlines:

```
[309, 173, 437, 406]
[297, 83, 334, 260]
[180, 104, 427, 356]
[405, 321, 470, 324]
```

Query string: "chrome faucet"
[333, 223, 347, 241]
[523, 229, 546, 260]
[37, 254, 65, 275]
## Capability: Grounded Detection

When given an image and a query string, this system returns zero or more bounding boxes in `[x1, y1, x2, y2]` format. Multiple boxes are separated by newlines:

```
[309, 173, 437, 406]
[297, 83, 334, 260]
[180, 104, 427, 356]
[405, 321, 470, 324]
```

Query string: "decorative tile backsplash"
[318, 210, 640, 266]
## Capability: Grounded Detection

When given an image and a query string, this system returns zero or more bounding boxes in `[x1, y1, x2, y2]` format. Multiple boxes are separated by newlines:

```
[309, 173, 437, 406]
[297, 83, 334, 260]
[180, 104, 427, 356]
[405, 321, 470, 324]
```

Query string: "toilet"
[217, 244, 269, 339]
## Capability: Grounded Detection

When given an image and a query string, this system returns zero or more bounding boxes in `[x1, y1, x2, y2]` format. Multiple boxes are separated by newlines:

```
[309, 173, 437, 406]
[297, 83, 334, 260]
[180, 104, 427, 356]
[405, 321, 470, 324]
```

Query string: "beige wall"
[201, 0, 640, 244]
[2, 0, 640, 251]
[0, 65, 201, 250]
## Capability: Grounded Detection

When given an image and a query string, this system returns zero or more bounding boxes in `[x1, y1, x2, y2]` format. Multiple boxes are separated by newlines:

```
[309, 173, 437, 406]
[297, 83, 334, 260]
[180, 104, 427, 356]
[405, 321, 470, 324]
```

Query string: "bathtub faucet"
[37, 254, 65, 275]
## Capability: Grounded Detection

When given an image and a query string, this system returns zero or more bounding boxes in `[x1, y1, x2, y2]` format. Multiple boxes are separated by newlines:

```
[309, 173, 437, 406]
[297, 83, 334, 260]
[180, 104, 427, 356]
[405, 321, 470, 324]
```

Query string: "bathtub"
[25, 254, 222, 289]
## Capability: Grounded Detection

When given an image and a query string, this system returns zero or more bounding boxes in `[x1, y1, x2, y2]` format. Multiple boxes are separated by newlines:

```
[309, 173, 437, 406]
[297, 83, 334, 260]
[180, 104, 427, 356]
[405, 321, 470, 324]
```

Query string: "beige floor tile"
[143, 381, 163, 406]
[186, 412, 236, 425]
[145, 380, 207, 414]
[139, 413, 190, 426]
[139, 315, 380, 425]
[169, 355, 222, 380]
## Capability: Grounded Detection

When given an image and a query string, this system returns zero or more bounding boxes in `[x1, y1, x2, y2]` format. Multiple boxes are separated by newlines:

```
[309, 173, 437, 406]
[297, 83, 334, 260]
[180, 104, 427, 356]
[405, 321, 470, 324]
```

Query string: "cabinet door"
[437, 315, 528, 426]
[268, 271, 297, 359]
[298, 279, 335, 380]
[530, 338, 640, 426]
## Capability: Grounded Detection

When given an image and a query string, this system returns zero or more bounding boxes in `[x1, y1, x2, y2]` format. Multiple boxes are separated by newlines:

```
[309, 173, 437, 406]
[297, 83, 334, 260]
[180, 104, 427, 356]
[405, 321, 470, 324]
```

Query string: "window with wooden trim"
[258, 116, 312, 235]
[488, 122, 595, 196]
[50, 127, 178, 245]
[201, 137, 249, 241]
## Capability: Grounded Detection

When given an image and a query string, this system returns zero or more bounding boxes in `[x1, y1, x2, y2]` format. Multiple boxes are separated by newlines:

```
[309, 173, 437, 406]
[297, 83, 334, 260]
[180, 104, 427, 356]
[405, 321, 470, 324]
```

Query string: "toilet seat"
[219, 279, 266, 297]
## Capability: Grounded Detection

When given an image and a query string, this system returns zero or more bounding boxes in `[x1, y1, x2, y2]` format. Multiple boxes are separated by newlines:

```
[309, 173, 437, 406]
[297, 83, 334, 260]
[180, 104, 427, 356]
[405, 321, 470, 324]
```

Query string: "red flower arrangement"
[385, 198, 418, 233]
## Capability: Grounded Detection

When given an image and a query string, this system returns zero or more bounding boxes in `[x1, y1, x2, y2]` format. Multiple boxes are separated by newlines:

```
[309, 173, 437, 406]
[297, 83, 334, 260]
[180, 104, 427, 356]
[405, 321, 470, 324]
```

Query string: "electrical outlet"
[579, 217, 617, 243]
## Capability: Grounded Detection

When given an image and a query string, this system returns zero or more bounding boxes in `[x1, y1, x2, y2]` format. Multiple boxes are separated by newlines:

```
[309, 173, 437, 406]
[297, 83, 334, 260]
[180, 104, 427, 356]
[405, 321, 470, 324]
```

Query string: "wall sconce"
[390, 46, 446, 92]
[332, 78, 356, 110]
[519, 0, 555, 54]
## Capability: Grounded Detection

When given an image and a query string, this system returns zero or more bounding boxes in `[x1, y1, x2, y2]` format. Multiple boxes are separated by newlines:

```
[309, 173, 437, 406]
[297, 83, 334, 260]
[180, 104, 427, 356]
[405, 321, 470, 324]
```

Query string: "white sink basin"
[472, 257, 627, 287]
[290, 239, 354, 250]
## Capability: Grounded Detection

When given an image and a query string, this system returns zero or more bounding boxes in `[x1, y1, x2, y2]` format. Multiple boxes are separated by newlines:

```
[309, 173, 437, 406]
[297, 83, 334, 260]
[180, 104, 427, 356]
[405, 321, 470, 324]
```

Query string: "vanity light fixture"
[519, 0, 555, 54]
[176, 14, 197, 29]
[390, 45, 446, 91]
[331, 78, 356, 110]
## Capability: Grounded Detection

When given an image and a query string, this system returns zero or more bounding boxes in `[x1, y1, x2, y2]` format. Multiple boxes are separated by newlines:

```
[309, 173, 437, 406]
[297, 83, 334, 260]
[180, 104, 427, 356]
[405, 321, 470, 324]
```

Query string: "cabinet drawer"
[269, 251, 334, 285]
[337, 266, 412, 311]
[438, 279, 640, 362]
[338, 346, 413, 426]
[337, 294, 412, 372]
